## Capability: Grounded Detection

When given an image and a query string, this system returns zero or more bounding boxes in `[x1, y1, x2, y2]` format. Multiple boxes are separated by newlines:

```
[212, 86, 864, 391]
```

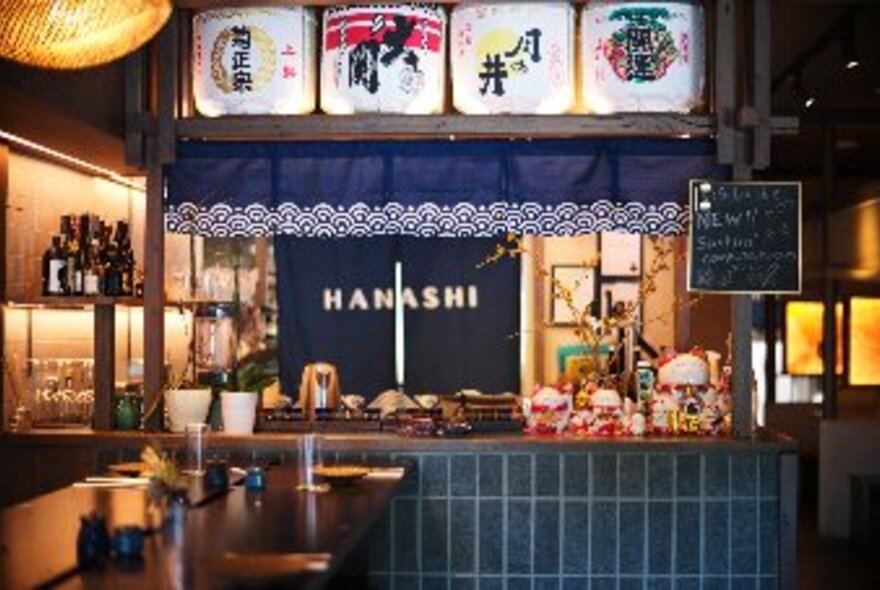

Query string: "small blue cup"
[245, 466, 267, 491]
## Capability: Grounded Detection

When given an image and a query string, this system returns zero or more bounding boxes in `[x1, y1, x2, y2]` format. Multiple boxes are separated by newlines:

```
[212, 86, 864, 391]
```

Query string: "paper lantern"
[451, 3, 575, 115]
[0, 0, 171, 70]
[581, 1, 705, 114]
[193, 7, 316, 116]
[321, 4, 446, 114]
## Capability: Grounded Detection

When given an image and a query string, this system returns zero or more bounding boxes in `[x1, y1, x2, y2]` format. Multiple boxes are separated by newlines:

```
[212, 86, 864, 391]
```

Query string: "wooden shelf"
[177, 114, 718, 141]
[6, 296, 143, 308]
[176, 114, 798, 142]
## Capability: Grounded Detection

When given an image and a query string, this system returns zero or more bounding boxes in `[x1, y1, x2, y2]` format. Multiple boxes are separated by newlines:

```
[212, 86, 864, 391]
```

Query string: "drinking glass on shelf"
[296, 433, 326, 492]
[184, 423, 208, 476]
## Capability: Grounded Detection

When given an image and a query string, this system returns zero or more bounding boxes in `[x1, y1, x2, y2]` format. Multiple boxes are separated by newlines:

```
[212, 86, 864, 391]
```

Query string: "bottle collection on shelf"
[41, 213, 141, 298]
[522, 347, 733, 437]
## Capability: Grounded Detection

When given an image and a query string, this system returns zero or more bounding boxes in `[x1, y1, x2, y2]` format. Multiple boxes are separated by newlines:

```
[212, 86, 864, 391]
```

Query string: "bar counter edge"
[0, 429, 798, 452]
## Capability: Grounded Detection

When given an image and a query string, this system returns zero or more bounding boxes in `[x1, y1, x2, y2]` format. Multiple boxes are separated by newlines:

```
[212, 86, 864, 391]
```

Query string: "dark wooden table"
[0, 466, 409, 589]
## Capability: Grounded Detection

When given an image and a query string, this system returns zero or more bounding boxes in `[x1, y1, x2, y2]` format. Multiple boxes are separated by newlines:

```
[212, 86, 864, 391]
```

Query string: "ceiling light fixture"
[0, 129, 145, 191]
[839, 20, 860, 70]
[0, 1, 172, 70]
[789, 73, 816, 109]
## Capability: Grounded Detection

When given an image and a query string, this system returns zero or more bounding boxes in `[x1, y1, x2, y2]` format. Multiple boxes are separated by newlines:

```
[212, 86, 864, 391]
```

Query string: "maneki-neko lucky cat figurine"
[588, 388, 624, 436]
[651, 347, 732, 436]
[522, 385, 572, 435]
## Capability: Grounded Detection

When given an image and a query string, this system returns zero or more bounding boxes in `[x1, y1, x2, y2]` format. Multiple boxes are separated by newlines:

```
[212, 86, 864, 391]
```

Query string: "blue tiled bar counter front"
[0, 433, 797, 590]
[359, 440, 794, 590]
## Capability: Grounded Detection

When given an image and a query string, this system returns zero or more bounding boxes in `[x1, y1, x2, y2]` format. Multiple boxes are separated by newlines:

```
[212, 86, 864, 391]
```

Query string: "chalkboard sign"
[687, 180, 801, 294]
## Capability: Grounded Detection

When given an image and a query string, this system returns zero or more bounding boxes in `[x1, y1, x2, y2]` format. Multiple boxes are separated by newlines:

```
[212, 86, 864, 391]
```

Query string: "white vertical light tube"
[394, 260, 405, 390]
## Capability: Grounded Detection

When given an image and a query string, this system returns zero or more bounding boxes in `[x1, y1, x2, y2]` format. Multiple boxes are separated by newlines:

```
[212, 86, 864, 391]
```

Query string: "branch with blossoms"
[483, 233, 702, 386]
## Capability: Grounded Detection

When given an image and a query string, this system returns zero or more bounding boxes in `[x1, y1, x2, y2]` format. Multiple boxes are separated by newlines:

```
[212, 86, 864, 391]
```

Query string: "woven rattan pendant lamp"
[0, 0, 172, 69]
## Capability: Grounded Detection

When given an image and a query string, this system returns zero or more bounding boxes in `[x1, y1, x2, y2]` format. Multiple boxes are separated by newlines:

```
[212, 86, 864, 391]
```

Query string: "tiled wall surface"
[362, 451, 781, 590]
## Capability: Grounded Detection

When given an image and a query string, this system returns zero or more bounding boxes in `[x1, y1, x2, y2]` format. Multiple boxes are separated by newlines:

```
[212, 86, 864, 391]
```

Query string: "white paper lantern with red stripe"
[321, 4, 446, 114]
[193, 7, 316, 116]
[451, 3, 575, 115]
[581, 1, 705, 114]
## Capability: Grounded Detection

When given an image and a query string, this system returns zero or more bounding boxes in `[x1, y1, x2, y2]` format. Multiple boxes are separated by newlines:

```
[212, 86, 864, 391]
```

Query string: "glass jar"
[194, 303, 237, 385]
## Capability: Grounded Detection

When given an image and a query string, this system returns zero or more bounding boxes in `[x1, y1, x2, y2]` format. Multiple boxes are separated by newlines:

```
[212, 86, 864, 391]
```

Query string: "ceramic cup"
[165, 389, 212, 433]
[220, 391, 258, 435]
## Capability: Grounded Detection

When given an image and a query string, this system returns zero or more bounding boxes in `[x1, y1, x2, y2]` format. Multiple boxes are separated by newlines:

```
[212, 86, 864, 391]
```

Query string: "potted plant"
[221, 351, 278, 435]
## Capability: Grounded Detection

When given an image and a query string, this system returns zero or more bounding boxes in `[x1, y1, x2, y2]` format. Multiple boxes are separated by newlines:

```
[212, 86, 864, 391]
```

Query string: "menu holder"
[687, 180, 802, 294]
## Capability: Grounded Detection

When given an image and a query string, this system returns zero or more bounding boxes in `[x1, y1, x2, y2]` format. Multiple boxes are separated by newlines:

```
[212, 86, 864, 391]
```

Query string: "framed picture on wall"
[600, 279, 642, 326]
[550, 265, 597, 326]
[599, 232, 642, 277]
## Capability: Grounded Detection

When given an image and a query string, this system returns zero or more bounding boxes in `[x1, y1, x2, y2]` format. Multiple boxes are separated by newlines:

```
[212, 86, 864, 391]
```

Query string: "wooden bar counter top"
[0, 466, 409, 589]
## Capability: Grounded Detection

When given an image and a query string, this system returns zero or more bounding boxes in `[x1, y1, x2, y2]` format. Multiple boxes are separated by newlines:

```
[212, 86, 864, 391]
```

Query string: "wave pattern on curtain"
[165, 139, 725, 238]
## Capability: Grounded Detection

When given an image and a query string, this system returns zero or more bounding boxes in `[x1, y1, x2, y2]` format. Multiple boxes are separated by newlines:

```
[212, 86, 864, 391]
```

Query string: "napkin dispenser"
[298, 362, 340, 419]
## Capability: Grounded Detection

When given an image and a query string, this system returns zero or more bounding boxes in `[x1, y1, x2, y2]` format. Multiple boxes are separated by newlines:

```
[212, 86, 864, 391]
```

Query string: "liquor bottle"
[83, 241, 102, 296]
[59, 215, 73, 295]
[102, 234, 120, 296]
[71, 238, 84, 296]
[114, 222, 135, 297]
[43, 235, 66, 295]
[120, 240, 134, 296]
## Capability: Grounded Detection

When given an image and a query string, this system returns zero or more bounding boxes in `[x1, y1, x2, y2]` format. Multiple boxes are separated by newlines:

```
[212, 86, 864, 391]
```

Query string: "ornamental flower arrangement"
[484, 233, 704, 437]
[141, 444, 187, 504]
[484, 233, 679, 385]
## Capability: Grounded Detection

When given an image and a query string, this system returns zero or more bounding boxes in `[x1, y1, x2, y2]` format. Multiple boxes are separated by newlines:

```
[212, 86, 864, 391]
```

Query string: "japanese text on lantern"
[230, 25, 252, 92]
[478, 28, 543, 96]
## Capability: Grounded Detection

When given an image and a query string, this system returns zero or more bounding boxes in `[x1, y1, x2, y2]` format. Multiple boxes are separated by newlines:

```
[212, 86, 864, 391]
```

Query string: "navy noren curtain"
[274, 236, 520, 400]
[166, 139, 725, 238]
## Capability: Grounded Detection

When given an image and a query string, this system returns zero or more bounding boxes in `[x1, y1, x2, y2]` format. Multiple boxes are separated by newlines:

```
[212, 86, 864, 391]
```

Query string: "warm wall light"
[849, 297, 880, 386]
[784, 301, 842, 376]
[0, 129, 144, 191]
[0, 0, 171, 70]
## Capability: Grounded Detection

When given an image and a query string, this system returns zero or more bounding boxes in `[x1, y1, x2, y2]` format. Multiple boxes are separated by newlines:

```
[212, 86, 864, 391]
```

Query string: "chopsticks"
[73, 477, 151, 488]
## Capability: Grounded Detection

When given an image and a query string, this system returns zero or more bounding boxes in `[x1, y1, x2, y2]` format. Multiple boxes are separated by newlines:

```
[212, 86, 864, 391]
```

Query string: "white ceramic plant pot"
[165, 389, 212, 433]
[221, 391, 258, 435]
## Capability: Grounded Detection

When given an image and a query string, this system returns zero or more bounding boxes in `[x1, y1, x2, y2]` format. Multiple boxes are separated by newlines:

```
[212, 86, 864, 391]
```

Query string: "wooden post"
[143, 12, 178, 430]
[821, 125, 837, 419]
[765, 295, 777, 405]
[731, 293, 753, 436]
[124, 49, 147, 169]
[0, 142, 8, 429]
[144, 161, 165, 431]
[178, 9, 194, 119]
[157, 13, 179, 166]
[751, 0, 772, 170]
[92, 302, 114, 430]
[731, 158, 754, 438]
[714, 0, 736, 165]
